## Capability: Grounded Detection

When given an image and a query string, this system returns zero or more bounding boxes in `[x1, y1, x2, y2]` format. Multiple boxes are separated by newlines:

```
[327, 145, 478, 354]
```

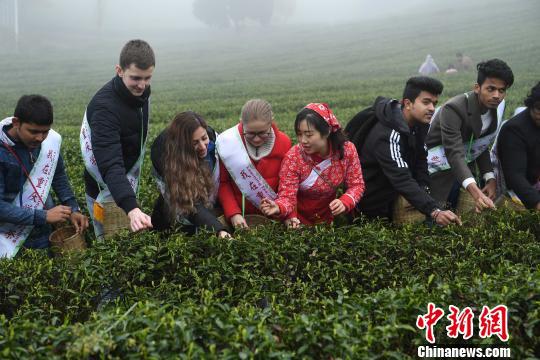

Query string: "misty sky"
[1, 0, 441, 33]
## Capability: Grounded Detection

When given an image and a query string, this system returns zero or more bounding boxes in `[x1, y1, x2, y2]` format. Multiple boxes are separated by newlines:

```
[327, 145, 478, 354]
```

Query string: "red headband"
[304, 103, 340, 132]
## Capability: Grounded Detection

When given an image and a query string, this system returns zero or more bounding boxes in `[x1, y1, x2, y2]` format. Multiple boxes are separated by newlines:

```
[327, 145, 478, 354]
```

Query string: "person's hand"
[217, 230, 232, 238]
[474, 193, 496, 213]
[482, 179, 497, 200]
[260, 198, 280, 217]
[70, 211, 89, 234]
[127, 208, 153, 232]
[46, 205, 72, 224]
[284, 217, 301, 229]
[431, 209, 462, 226]
[329, 199, 346, 216]
[467, 183, 496, 213]
[230, 214, 248, 229]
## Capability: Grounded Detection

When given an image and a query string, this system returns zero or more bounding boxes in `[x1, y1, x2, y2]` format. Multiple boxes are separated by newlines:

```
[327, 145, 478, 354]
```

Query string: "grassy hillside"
[1, 0, 539, 126]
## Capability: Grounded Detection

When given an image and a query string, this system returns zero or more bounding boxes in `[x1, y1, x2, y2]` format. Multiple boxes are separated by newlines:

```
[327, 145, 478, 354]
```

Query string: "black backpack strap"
[345, 106, 378, 155]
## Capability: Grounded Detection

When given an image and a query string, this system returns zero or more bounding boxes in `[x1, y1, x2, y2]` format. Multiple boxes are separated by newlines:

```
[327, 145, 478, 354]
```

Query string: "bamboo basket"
[392, 195, 426, 225]
[244, 214, 271, 227]
[49, 225, 86, 255]
[495, 195, 526, 211]
[218, 214, 271, 230]
[96, 201, 130, 238]
[456, 189, 476, 214]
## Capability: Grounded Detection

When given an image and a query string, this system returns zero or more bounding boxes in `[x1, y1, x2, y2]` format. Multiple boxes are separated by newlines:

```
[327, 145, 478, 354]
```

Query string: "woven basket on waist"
[456, 189, 476, 215]
[392, 195, 426, 225]
[494, 195, 526, 211]
[244, 214, 271, 227]
[49, 225, 86, 255]
[218, 214, 271, 230]
[99, 201, 130, 238]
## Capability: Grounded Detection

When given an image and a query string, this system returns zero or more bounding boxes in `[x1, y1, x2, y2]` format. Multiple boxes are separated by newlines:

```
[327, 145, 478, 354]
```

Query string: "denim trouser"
[85, 194, 104, 241]
[23, 224, 53, 249]
[23, 196, 55, 250]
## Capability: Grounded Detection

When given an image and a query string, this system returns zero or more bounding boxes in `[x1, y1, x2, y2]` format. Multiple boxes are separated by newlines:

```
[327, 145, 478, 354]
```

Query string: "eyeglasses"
[243, 129, 272, 140]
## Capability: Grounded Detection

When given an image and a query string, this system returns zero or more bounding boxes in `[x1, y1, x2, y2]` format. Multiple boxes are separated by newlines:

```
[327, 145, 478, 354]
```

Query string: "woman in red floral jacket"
[261, 103, 365, 226]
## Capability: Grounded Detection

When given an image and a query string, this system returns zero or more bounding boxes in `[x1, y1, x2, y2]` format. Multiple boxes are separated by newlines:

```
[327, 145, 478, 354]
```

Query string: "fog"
[0, 0, 538, 122]
[0, 0, 538, 75]
[0, 0, 489, 36]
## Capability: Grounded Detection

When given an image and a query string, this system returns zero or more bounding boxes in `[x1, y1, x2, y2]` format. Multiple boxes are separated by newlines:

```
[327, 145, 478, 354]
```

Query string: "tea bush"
[1, 209, 539, 358]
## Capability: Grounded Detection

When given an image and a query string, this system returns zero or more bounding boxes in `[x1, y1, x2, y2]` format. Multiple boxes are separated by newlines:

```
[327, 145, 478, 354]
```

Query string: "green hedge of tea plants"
[1, 209, 538, 358]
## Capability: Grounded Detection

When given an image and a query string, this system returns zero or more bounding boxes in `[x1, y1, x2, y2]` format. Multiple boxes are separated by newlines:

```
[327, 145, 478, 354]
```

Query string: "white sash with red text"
[80, 112, 144, 204]
[428, 98, 505, 174]
[299, 158, 332, 191]
[0, 117, 61, 258]
[216, 126, 277, 208]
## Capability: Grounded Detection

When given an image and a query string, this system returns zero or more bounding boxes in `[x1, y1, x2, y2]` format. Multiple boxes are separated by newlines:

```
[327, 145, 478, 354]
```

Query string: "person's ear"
[403, 99, 412, 110]
[115, 64, 124, 77]
[473, 83, 480, 94]
[11, 117, 21, 128]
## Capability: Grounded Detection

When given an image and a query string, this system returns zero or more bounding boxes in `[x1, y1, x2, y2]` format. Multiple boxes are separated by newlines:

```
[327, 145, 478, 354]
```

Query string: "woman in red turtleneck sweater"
[216, 99, 291, 229]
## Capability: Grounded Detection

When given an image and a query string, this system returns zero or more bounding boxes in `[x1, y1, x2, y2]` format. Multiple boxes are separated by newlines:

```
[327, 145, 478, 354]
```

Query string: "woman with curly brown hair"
[151, 111, 230, 237]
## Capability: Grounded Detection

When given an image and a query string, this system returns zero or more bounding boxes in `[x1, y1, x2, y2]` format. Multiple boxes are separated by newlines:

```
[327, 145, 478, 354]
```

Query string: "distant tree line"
[193, 0, 295, 28]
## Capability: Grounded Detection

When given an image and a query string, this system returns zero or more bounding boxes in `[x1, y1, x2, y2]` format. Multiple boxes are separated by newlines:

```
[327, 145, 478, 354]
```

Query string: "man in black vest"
[83, 40, 154, 237]
[354, 77, 460, 226]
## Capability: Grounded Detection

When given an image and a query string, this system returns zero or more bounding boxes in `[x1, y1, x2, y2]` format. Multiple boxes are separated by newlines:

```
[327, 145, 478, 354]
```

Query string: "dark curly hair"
[476, 59, 514, 88]
[524, 81, 540, 108]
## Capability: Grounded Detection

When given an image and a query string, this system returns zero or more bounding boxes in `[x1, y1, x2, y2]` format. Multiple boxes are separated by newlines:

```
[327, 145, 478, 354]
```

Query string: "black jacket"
[497, 109, 540, 209]
[355, 97, 438, 218]
[84, 75, 150, 214]
[150, 127, 226, 234]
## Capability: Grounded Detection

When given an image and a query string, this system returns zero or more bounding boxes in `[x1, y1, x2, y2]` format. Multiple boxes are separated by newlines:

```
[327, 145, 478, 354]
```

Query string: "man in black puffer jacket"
[353, 76, 460, 226]
[81, 39, 155, 237]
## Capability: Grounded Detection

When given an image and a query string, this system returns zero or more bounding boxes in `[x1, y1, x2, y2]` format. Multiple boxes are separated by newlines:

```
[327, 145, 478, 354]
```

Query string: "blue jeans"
[23, 196, 55, 250]
[23, 224, 53, 249]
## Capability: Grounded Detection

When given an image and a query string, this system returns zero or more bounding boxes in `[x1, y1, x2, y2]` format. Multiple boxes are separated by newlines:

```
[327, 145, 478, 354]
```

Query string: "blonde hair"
[240, 99, 273, 124]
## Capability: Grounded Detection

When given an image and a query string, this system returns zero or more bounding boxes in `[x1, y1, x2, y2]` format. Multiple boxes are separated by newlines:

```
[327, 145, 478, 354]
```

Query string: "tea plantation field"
[0, 0, 539, 358]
